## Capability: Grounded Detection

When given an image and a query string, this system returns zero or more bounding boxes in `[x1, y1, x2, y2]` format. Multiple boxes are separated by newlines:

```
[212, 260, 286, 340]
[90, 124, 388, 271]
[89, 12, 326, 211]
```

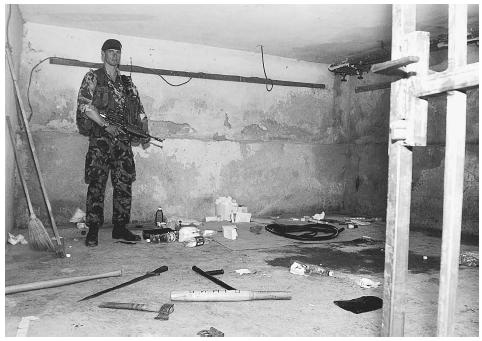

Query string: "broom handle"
[6, 117, 35, 216]
[5, 48, 62, 247]
[6, 270, 123, 294]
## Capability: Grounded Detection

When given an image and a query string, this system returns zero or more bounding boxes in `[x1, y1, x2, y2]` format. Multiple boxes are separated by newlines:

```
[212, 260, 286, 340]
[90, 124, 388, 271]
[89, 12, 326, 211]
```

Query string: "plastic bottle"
[155, 207, 164, 227]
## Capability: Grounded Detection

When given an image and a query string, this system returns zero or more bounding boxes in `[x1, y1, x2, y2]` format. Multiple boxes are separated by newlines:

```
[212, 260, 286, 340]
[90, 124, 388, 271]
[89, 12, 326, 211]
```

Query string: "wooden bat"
[5, 270, 123, 294]
[170, 289, 291, 301]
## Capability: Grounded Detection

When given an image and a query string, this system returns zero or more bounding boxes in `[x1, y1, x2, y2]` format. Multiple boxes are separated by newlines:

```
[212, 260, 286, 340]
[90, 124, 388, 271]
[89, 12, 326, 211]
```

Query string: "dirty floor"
[4, 215, 479, 337]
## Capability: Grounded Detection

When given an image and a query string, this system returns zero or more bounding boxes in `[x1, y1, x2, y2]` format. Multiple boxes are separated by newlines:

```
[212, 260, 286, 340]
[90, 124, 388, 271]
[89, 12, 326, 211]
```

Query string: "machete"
[78, 265, 168, 301]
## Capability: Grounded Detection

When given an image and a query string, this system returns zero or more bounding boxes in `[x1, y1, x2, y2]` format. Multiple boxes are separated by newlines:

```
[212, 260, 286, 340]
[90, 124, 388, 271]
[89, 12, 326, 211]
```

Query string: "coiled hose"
[265, 223, 344, 241]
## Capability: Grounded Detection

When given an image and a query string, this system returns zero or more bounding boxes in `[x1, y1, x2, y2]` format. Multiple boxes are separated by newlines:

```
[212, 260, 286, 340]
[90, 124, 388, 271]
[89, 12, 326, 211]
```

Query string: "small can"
[184, 236, 205, 248]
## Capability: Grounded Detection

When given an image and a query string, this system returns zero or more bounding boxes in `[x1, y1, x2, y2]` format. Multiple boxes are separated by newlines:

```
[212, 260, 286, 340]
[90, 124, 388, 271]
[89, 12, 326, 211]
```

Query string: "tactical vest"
[76, 68, 141, 137]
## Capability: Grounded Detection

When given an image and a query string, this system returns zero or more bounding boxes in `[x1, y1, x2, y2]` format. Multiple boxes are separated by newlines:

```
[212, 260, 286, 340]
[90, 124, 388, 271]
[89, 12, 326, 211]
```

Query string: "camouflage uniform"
[77, 67, 146, 231]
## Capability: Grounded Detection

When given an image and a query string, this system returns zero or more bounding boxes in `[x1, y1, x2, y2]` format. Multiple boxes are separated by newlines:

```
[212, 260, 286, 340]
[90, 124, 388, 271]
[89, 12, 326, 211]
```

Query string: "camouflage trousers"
[84, 135, 136, 230]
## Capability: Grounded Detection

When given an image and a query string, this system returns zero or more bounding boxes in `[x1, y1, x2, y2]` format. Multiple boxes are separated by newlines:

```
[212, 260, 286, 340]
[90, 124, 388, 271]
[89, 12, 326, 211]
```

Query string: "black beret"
[101, 39, 122, 51]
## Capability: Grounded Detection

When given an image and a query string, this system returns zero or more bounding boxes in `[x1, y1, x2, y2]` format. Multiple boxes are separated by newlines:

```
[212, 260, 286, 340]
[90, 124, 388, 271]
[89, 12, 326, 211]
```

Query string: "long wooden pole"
[437, 4, 468, 336]
[381, 4, 416, 337]
[49, 57, 325, 89]
[6, 270, 123, 294]
[170, 290, 291, 301]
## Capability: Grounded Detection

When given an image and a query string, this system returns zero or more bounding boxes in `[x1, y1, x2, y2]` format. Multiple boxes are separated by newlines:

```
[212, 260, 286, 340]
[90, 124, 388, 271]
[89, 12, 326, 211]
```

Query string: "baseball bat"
[6, 270, 123, 294]
[170, 290, 291, 301]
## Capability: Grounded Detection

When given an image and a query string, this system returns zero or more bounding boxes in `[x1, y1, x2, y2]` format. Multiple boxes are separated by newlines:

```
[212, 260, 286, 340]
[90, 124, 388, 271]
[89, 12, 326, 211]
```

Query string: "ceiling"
[18, 4, 479, 64]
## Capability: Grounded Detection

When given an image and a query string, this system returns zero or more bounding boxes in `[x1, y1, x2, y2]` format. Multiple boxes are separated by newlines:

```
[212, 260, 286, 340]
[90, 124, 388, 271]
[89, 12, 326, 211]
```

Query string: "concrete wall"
[334, 44, 479, 235]
[5, 4, 24, 237]
[13, 22, 341, 227]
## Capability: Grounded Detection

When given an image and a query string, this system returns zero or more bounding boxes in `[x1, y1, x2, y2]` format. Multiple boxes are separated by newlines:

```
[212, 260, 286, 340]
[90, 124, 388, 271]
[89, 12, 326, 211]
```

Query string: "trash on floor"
[8, 233, 28, 245]
[333, 296, 383, 314]
[178, 226, 201, 242]
[460, 251, 479, 267]
[290, 260, 334, 277]
[184, 236, 205, 247]
[249, 225, 263, 234]
[357, 278, 381, 288]
[143, 228, 177, 243]
[235, 269, 257, 275]
[231, 212, 252, 223]
[69, 208, 86, 223]
[202, 229, 217, 237]
[215, 196, 248, 221]
[312, 212, 326, 221]
[197, 327, 224, 337]
[215, 196, 239, 221]
[16, 316, 39, 337]
[222, 225, 238, 240]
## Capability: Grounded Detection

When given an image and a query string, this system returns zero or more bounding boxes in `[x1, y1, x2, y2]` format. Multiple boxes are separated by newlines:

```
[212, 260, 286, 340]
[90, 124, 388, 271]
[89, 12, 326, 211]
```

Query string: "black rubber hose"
[265, 223, 344, 241]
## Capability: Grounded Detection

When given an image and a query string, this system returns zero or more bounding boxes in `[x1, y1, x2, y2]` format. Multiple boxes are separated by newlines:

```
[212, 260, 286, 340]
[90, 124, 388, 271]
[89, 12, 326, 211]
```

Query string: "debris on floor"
[184, 236, 205, 247]
[249, 225, 263, 234]
[202, 229, 217, 237]
[459, 251, 479, 267]
[7, 233, 28, 245]
[312, 212, 326, 220]
[290, 260, 334, 277]
[357, 278, 381, 288]
[70, 208, 86, 223]
[178, 226, 201, 242]
[222, 225, 238, 240]
[215, 196, 249, 222]
[333, 296, 383, 314]
[197, 327, 224, 337]
[235, 269, 256, 275]
[16, 316, 39, 337]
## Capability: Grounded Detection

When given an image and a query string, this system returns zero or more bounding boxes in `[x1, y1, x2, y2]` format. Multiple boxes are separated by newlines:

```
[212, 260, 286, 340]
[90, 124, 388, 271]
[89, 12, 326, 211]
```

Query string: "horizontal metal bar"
[49, 57, 325, 89]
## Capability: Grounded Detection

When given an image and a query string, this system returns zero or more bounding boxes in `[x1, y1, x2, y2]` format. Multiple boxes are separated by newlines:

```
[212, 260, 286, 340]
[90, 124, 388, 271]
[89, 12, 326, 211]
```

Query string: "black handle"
[192, 265, 235, 290]
[205, 269, 224, 276]
[147, 265, 168, 276]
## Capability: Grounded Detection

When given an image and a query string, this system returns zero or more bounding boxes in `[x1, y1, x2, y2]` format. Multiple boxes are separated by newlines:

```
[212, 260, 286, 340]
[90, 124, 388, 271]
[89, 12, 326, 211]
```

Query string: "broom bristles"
[28, 216, 56, 252]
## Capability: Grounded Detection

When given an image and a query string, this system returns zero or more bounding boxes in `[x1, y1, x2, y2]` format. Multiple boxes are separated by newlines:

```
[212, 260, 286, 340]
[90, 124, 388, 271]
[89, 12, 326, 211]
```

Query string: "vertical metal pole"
[437, 4, 467, 336]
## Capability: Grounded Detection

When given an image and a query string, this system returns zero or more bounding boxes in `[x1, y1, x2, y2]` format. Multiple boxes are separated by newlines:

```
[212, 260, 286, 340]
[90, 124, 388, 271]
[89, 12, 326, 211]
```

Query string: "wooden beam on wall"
[437, 4, 468, 337]
[371, 56, 419, 77]
[381, 4, 416, 337]
[355, 82, 392, 93]
[49, 57, 326, 89]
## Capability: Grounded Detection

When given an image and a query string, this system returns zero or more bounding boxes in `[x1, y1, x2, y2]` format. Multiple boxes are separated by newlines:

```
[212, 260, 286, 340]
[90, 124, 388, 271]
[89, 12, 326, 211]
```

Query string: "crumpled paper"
[70, 208, 86, 223]
[357, 278, 381, 288]
[312, 212, 325, 220]
[8, 233, 28, 245]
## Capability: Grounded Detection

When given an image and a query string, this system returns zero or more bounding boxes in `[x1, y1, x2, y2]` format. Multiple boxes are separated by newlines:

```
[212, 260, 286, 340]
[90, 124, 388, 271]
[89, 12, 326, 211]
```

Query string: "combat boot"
[85, 226, 99, 247]
[112, 224, 141, 241]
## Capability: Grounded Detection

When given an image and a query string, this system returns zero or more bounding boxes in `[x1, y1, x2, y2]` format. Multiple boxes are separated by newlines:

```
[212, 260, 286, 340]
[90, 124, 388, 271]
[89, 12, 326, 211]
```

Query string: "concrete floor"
[4, 215, 479, 337]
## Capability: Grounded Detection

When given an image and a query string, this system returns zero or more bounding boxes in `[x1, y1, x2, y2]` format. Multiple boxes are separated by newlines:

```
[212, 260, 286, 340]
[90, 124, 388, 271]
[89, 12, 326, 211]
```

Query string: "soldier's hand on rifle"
[104, 124, 124, 137]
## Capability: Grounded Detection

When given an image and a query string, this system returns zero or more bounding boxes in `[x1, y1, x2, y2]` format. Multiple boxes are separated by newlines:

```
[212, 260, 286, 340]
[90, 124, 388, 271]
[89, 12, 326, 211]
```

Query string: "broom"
[7, 117, 56, 252]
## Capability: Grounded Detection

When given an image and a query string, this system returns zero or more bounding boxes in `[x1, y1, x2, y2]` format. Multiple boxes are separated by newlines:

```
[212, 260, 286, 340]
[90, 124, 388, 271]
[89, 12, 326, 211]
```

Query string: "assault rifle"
[100, 114, 165, 145]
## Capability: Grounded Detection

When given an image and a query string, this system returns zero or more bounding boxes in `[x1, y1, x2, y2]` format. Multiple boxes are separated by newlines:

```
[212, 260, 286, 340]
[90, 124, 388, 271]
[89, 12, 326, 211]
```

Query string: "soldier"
[76, 38, 149, 247]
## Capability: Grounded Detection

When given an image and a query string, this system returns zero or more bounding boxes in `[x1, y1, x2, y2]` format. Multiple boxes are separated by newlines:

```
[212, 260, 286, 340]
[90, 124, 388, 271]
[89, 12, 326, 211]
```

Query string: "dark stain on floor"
[265, 245, 441, 274]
